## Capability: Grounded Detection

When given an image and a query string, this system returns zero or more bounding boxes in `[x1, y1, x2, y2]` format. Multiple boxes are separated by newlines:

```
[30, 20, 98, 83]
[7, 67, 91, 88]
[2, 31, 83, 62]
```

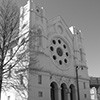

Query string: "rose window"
[56, 47, 63, 56]
[49, 37, 71, 68]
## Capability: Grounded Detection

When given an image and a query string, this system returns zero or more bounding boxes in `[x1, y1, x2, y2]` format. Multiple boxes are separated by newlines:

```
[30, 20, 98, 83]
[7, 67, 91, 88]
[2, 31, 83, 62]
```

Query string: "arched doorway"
[61, 83, 68, 100]
[50, 82, 58, 100]
[70, 84, 76, 100]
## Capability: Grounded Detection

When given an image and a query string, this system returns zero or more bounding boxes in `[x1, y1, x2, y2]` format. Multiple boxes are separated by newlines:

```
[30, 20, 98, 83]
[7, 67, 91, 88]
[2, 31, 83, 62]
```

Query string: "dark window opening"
[61, 83, 68, 100]
[53, 55, 56, 60]
[38, 75, 42, 84]
[83, 82, 86, 89]
[50, 46, 54, 51]
[52, 40, 56, 44]
[64, 59, 67, 63]
[84, 94, 87, 98]
[66, 52, 68, 56]
[38, 91, 43, 97]
[59, 60, 62, 65]
[50, 82, 58, 100]
[63, 44, 66, 49]
[58, 39, 61, 44]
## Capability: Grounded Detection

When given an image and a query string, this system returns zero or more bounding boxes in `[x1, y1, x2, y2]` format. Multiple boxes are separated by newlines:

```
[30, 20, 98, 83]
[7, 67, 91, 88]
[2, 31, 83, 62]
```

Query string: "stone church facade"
[19, 0, 91, 100]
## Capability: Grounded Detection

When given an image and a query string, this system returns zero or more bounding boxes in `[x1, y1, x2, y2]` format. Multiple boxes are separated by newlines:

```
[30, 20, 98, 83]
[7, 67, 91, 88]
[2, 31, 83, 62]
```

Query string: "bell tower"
[28, 0, 47, 52]
[27, 1, 49, 100]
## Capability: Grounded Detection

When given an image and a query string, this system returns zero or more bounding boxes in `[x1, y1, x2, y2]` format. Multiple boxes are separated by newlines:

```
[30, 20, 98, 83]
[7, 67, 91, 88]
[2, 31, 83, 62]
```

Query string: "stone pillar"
[58, 87, 61, 100]
[67, 88, 70, 100]
[68, 93, 70, 100]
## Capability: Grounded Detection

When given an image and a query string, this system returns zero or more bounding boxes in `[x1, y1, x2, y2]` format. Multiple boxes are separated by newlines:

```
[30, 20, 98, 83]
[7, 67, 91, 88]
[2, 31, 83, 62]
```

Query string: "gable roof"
[48, 16, 73, 40]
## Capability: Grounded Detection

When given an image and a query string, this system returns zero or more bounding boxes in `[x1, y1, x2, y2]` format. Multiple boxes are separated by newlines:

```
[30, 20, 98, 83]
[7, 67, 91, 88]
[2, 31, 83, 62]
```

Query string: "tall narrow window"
[38, 75, 42, 84]
[84, 94, 87, 98]
[80, 48, 83, 61]
[38, 91, 43, 97]
[83, 82, 86, 89]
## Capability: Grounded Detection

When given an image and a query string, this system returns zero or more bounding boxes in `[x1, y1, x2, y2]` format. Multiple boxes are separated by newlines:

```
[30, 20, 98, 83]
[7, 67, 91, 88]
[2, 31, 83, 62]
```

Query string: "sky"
[32, 0, 100, 77]
[17, 0, 100, 77]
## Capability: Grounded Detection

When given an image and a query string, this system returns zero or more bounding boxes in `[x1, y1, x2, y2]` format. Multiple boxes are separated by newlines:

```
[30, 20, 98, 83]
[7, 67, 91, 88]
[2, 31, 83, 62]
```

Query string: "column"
[67, 88, 70, 100]
[58, 87, 61, 100]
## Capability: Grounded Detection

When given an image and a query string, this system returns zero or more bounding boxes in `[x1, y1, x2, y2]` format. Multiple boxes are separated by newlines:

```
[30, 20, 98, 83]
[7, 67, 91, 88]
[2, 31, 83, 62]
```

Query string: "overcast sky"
[19, 0, 100, 77]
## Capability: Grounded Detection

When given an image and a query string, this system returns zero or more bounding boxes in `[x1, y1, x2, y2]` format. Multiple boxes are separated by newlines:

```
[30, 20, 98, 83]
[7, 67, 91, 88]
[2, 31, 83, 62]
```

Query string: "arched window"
[70, 84, 76, 100]
[50, 82, 58, 100]
[61, 83, 68, 100]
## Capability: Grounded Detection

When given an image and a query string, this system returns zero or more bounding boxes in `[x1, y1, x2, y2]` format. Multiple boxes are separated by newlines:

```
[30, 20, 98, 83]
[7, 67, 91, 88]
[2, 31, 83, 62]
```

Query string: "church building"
[18, 0, 91, 100]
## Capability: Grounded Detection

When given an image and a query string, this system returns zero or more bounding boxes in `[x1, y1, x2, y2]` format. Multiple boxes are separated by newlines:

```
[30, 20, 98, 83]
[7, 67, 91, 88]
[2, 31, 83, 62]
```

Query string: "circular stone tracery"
[49, 37, 71, 69]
